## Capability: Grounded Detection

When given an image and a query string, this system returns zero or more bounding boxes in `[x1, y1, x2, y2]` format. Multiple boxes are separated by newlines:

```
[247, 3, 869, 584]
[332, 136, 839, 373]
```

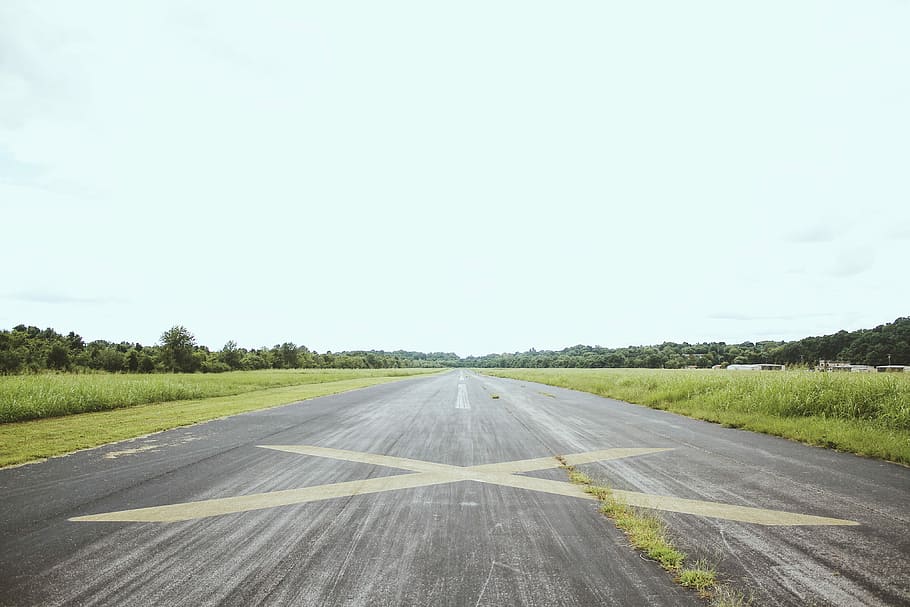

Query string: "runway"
[1, 370, 907, 606]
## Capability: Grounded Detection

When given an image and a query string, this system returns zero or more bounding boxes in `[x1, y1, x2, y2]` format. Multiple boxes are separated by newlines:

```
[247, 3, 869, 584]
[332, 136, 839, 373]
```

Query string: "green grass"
[484, 369, 910, 463]
[0, 369, 440, 468]
[678, 561, 719, 593]
[710, 586, 752, 607]
[0, 369, 437, 423]
[559, 457, 729, 602]
[597, 487, 686, 571]
[558, 456, 687, 571]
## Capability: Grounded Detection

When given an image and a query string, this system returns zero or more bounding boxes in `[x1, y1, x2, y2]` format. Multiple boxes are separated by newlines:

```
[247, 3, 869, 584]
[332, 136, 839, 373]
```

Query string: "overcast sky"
[1, 1, 908, 356]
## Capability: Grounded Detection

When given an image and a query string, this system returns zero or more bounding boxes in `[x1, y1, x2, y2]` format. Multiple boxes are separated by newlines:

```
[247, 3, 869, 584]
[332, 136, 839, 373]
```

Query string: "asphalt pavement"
[1, 370, 907, 606]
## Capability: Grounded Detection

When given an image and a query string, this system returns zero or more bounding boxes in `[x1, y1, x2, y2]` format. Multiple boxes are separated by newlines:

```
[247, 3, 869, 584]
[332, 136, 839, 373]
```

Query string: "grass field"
[483, 368, 910, 464]
[0, 369, 440, 467]
[0, 369, 437, 423]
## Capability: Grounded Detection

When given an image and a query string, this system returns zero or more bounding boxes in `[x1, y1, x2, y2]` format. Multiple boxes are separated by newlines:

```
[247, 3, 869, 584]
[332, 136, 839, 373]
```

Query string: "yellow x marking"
[70, 445, 857, 526]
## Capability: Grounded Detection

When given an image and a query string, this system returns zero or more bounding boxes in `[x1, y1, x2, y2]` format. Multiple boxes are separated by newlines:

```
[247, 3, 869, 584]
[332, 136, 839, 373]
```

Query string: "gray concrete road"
[0, 371, 907, 606]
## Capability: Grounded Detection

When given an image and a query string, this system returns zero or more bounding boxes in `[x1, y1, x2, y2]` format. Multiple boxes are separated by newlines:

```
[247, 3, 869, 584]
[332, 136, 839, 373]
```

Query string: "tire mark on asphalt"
[473, 560, 496, 607]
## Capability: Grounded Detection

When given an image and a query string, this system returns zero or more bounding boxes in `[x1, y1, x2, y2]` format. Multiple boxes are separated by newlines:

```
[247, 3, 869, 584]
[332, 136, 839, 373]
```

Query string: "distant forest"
[1, 318, 908, 374]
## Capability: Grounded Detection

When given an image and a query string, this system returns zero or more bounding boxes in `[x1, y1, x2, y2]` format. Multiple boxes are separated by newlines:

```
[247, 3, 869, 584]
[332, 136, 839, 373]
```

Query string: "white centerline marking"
[456, 383, 471, 409]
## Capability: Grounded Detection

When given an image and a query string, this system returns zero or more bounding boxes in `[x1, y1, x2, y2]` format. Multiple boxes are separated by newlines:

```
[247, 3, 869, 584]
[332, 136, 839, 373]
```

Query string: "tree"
[46, 343, 71, 371]
[297, 345, 315, 368]
[274, 342, 299, 369]
[160, 325, 198, 372]
[241, 350, 269, 370]
[98, 348, 126, 372]
[0, 349, 22, 374]
[219, 340, 243, 370]
[138, 351, 156, 373]
[124, 348, 140, 373]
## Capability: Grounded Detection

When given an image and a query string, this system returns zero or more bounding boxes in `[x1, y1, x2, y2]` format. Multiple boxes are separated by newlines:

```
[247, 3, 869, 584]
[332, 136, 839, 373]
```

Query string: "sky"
[1, 1, 908, 356]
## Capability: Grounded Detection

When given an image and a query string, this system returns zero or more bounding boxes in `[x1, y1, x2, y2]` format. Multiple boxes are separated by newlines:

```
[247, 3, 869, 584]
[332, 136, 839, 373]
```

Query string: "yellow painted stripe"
[471, 448, 673, 474]
[70, 472, 447, 523]
[612, 489, 860, 527]
[260, 445, 455, 474]
[481, 474, 857, 526]
[68, 444, 859, 526]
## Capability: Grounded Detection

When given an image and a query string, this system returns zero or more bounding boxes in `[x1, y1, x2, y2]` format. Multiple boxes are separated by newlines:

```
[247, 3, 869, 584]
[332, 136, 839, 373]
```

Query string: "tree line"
[1, 317, 907, 374]
[439, 317, 910, 369]
[0, 325, 445, 374]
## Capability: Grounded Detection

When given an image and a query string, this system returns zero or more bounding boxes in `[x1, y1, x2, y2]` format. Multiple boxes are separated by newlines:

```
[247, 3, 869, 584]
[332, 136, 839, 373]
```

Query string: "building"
[818, 360, 853, 372]
[817, 360, 876, 373]
[876, 365, 909, 373]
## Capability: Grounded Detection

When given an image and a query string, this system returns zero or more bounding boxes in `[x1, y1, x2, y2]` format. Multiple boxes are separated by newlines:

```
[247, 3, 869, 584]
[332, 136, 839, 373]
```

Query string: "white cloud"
[783, 224, 840, 244]
[3, 290, 126, 305]
[828, 247, 876, 278]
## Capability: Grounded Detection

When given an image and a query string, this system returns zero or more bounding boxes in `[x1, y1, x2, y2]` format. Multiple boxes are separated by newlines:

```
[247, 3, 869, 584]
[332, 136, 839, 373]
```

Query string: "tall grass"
[0, 369, 436, 423]
[484, 369, 910, 463]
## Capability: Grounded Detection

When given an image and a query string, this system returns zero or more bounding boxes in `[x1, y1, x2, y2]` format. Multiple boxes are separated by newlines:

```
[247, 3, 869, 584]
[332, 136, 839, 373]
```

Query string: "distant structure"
[817, 360, 854, 372]
[876, 365, 909, 373]
[726, 364, 785, 371]
[818, 360, 883, 373]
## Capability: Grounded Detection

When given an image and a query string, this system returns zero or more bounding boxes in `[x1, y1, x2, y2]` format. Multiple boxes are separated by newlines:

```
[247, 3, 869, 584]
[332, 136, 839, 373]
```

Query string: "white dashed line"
[455, 383, 471, 409]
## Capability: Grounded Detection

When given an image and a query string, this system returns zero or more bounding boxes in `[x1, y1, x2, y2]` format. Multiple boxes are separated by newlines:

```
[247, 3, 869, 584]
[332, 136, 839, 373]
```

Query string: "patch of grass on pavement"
[597, 486, 686, 572]
[678, 561, 719, 594]
[559, 457, 739, 604]
[0, 372, 437, 468]
[568, 469, 592, 485]
[710, 586, 752, 607]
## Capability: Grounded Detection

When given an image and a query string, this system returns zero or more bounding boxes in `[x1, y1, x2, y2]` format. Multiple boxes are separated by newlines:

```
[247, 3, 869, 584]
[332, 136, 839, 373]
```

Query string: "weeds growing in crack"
[557, 456, 748, 605]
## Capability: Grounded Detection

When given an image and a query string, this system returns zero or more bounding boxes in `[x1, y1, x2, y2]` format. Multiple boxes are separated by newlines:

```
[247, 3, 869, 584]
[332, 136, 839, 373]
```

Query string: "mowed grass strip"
[0, 370, 440, 468]
[486, 369, 910, 464]
[0, 368, 437, 423]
